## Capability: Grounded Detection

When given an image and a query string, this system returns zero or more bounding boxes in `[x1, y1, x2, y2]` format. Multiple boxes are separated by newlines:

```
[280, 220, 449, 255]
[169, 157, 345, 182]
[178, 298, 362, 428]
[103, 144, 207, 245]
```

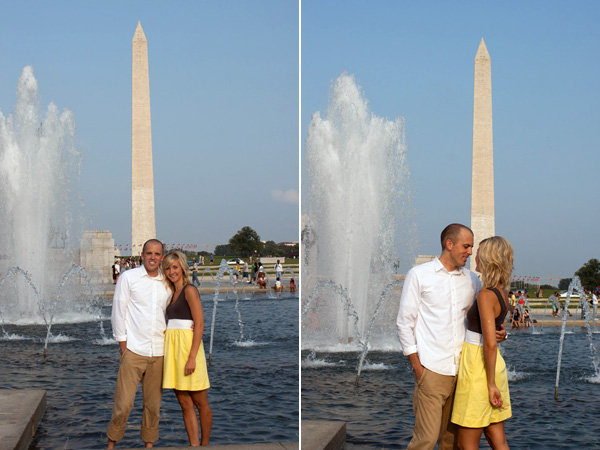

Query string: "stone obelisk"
[470, 38, 494, 268]
[131, 22, 156, 255]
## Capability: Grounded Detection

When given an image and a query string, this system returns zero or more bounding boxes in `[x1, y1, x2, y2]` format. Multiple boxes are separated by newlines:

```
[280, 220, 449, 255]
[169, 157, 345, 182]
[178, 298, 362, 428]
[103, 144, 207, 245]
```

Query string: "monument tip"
[475, 38, 489, 59]
[133, 21, 147, 41]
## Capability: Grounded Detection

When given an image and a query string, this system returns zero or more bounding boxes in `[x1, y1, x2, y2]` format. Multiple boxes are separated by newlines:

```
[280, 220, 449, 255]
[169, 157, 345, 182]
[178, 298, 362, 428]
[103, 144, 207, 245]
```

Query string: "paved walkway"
[0, 390, 46, 450]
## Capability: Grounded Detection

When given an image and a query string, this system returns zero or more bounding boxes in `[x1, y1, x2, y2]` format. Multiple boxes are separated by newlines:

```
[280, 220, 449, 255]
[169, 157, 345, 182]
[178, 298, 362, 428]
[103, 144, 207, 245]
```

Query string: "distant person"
[162, 251, 212, 446]
[511, 308, 520, 329]
[112, 261, 120, 285]
[397, 224, 506, 449]
[509, 291, 516, 318]
[275, 259, 283, 283]
[274, 277, 282, 293]
[289, 278, 296, 293]
[451, 237, 513, 449]
[210, 254, 213, 264]
[107, 240, 170, 449]
[257, 271, 267, 289]
[191, 260, 200, 287]
[551, 292, 559, 317]
[242, 261, 249, 283]
[251, 260, 258, 284]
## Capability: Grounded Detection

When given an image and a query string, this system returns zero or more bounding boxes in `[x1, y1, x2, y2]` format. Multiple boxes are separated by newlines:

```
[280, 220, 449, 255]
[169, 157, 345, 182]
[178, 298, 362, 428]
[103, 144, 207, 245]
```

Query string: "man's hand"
[408, 353, 425, 383]
[495, 324, 507, 343]
[119, 341, 127, 355]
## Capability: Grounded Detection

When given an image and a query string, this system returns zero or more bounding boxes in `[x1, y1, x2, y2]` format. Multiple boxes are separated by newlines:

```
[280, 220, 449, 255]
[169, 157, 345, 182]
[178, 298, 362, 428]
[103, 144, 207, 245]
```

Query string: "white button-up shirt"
[111, 265, 171, 357]
[396, 257, 481, 376]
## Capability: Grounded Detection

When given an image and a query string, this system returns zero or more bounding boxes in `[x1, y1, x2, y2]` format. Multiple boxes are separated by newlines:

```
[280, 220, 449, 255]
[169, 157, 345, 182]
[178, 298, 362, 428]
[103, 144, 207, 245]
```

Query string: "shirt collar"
[139, 264, 164, 281]
[433, 256, 466, 276]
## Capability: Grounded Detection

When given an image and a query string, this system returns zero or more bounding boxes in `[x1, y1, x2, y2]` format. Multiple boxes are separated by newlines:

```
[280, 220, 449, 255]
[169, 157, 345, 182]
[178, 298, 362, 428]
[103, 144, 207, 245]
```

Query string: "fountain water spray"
[303, 72, 413, 359]
[555, 276, 600, 399]
[0, 66, 82, 324]
[207, 260, 241, 365]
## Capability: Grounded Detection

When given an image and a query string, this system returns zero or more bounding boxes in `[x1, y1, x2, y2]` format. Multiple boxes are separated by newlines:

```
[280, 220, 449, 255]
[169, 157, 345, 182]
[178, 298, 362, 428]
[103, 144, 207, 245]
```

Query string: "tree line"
[213, 226, 298, 258]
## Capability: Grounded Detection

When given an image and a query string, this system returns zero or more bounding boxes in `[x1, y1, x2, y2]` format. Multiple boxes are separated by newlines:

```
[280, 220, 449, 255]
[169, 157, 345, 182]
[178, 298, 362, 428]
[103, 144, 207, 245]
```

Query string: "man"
[242, 260, 249, 282]
[107, 239, 171, 448]
[397, 223, 505, 449]
[275, 259, 283, 283]
[191, 259, 200, 287]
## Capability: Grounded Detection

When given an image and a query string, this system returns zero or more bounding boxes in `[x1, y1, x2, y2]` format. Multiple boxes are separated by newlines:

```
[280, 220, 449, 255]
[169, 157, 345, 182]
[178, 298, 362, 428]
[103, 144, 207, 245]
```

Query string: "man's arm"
[111, 273, 130, 353]
[396, 269, 421, 364]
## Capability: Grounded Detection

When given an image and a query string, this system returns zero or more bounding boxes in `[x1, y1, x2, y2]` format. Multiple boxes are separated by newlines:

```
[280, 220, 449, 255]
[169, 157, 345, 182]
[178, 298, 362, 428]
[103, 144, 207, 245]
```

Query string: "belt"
[167, 319, 194, 330]
[465, 329, 483, 346]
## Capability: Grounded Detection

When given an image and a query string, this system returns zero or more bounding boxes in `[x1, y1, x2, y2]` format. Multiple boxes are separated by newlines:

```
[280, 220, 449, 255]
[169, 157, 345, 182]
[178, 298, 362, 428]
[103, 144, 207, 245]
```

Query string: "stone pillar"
[470, 38, 495, 268]
[131, 22, 156, 256]
[80, 231, 115, 284]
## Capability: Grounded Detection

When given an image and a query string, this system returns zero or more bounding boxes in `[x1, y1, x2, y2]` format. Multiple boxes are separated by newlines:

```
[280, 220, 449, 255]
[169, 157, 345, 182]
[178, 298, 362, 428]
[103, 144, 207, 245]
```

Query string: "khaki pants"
[407, 368, 457, 450]
[107, 349, 164, 443]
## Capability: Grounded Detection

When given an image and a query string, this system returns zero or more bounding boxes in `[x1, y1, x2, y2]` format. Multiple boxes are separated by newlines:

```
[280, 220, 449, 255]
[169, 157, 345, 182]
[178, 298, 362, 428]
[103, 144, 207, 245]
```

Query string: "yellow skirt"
[451, 342, 511, 428]
[163, 328, 210, 391]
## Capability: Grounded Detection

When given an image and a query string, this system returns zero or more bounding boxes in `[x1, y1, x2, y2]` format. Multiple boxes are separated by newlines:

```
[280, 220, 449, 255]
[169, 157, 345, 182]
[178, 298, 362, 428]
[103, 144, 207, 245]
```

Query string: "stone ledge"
[301, 420, 346, 450]
[0, 389, 46, 450]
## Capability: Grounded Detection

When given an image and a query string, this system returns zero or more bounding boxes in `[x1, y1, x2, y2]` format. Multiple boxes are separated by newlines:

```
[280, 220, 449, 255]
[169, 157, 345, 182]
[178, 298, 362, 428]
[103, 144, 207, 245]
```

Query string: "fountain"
[0, 66, 86, 325]
[302, 72, 412, 356]
[302, 73, 413, 385]
[555, 276, 600, 399]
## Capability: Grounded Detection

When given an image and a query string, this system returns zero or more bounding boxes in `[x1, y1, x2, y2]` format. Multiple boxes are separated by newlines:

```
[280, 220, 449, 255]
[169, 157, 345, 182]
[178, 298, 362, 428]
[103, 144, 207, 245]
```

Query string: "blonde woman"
[451, 237, 513, 449]
[162, 251, 212, 446]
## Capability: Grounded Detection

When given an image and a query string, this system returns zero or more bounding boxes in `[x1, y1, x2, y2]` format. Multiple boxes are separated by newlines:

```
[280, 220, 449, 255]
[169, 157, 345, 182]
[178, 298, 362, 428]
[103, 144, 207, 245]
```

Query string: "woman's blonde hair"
[477, 236, 513, 289]
[161, 251, 191, 291]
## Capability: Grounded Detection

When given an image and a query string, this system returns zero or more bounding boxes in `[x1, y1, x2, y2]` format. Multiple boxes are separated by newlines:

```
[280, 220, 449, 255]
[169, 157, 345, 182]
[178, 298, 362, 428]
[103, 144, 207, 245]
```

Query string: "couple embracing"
[106, 239, 211, 448]
[397, 224, 513, 450]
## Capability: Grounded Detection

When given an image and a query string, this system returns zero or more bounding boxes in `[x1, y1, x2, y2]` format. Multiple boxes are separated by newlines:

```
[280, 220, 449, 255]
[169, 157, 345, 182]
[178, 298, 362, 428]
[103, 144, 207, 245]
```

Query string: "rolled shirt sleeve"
[111, 273, 130, 342]
[397, 268, 419, 355]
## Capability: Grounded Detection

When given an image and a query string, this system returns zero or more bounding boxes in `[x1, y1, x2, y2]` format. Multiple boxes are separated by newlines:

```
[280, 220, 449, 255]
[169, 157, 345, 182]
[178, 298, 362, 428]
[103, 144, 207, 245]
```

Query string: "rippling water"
[302, 328, 600, 449]
[0, 296, 298, 449]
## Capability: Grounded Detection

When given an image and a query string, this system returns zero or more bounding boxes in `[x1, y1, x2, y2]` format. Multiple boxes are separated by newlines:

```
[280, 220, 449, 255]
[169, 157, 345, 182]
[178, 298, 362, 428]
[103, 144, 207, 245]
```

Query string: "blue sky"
[0, 1, 298, 251]
[302, 0, 600, 279]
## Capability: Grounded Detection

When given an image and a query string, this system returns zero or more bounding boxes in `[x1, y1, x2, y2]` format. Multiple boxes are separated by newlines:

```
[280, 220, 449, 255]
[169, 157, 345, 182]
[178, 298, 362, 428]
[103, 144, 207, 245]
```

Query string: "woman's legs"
[190, 389, 212, 446]
[457, 426, 483, 450]
[174, 390, 200, 446]
[483, 421, 509, 450]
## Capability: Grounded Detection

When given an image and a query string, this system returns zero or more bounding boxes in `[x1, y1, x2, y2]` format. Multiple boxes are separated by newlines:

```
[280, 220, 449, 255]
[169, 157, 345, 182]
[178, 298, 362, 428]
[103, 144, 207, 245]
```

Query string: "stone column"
[470, 38, 495, 268]
[80, 230, 115, 284]
[131, 22, 156, 256]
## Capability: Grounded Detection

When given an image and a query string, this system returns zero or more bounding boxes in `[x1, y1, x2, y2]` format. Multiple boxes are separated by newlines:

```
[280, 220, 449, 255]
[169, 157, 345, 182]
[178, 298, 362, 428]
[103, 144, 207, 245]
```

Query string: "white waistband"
[167, 319, 194, 330]
[465, 329, 483, 346]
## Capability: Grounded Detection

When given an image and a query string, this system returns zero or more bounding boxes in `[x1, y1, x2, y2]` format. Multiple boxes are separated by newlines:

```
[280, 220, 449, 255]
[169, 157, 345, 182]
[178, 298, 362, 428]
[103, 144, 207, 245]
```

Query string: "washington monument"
[131, 22, 156, 254]
[470, 38, 494, 266]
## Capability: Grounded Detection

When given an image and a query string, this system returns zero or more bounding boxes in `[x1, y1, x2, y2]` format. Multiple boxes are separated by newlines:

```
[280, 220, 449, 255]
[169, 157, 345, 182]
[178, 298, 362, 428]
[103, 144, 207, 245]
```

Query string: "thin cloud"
[271, 189, 298, 205]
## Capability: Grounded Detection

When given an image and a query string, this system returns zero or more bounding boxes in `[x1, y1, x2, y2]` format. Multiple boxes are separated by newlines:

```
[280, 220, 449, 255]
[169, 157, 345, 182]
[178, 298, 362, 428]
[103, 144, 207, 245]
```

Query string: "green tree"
[228, 226, 264, 257]
[263, 240, 279, 256]
[558, 278, 572, 291]
[575, 258, 600, 291]
[214, 244, 232, 256]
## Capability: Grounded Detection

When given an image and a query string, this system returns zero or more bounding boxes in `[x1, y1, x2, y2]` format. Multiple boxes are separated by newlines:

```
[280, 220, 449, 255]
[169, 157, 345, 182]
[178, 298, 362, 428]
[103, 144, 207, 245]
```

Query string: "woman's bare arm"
[184, 284, 205, 375]
[478, 288, 503, 408]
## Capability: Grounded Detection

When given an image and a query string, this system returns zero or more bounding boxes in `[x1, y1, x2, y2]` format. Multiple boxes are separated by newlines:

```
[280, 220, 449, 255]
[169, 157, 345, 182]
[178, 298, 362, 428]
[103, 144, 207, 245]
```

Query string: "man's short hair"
[440, 223, 473, 251]
[142, 239, 165, 254]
